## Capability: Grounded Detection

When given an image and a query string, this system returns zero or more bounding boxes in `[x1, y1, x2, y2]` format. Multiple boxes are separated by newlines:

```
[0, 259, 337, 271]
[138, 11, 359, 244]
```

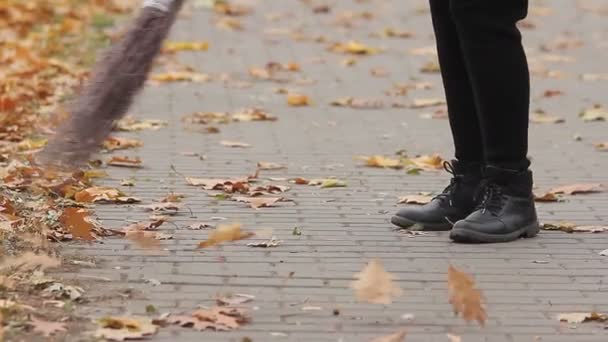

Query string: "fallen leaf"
[420, 60, 440, 73]
[220, 140, 251, 148]
[163, 41, 209, 53]
[547, 183, 605, 195]
[60, 208, 95, 241]
[30, 317, 67, 337]
[350, 259, 402, 304]
[331, 97, 384, 109]
[446, 334, 462, 342]
[188, 222, 215, 230]
[582, 73, 608, 81]
[595, 142, 608, 151]
[165, 306, 249, 331]
[534, 192, 561, 202]
[107, 156, 143, 168]
[103, 137, 143, 151]
[74, 187, 132, 203]
[369, 330, 407, 342]
[329, 41, 379, 55]
[287, 93, 311, 106]
[579, 105, 607, 122]
[247, 237, 282, 247]
[357, 155, 403, 169]
[541, 222, 608, 233]
[95, 316, 158, 341]
[308, 179, 347, 188]
[411, 98, 446, 108]
[186, 177, 249, 190]
[198, 223, 255, 248]
[216, 293, 255, 306]
[257, 162, 286, 170]
[138, 202, 181, 214]
[530, 110, 565, 124]
[234, 196, 282, 209]
[383, 27, 414, 38]
[232, 108, 277, 121]
[151, 71, 210, 83]
[558, 312, 607, 324]
[407, 154, 444, 170]
[398, 194, 433, 205]
[114, 117, 168, 131]
[447, 265, 487, 326]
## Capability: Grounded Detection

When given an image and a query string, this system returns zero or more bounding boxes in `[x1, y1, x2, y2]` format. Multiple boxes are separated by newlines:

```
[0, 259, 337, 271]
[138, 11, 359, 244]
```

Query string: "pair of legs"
[431, 0, 531, 170]
[392, 0, 539, 243]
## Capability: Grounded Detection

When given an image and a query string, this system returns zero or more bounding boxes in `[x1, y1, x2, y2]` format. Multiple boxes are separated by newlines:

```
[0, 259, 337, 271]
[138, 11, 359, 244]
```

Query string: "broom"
[38, 0, 185, 167]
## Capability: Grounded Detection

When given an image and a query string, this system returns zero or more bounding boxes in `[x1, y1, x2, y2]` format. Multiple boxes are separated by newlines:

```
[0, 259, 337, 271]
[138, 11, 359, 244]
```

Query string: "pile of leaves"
[1, 0, 139, 338]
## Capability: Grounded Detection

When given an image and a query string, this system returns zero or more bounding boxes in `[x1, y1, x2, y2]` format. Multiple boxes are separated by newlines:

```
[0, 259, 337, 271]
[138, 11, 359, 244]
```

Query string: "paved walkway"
[62, 0, 608, 341]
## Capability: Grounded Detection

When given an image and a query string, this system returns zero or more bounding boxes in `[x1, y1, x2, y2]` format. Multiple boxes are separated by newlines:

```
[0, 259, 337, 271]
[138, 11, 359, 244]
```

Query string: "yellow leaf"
[163, 41, 209, 53]
[287, 94, 310, 106]
[357, 155, 403, 169]
[330, 41, 379, 55]
[447, 265, 487, 326]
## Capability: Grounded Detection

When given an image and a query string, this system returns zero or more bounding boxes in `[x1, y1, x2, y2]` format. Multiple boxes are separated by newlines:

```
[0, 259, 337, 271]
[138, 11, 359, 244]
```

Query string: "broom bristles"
[39, 0, 185, 167]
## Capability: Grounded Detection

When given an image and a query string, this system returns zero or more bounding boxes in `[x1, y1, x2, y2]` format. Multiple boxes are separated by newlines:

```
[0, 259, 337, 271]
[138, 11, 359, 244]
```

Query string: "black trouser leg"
[429, 0, 484, 163]
[450, 0, 531, 170]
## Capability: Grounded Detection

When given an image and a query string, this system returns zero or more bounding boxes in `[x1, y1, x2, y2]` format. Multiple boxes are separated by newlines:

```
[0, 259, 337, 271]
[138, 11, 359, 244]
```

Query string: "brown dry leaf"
[114, 117, 168, 131]
[257, 162, 286, 170]
[383, 27, 414, 38]
[30, 317, 67, 338]
[220, 140, 251, 148]
[198, 223, 255, 248]
[214, 2, 252, 16]
[595, 142, 608, 151]
[357, 155, 403, 169]
[408, 154, 444, 170]
[411, 98, 446, 108]
[161, 193, 185, 203]
[216, 293, 255, 306]
[166, 306, 249, 331]
[291, 177, 310, 185]
[232, 108, 277, 122]
[183, 111, 231, 124]
[331, 97, 384, 109]
[329, 41, 379, 55]
[579, 105, 607, 122]
[542, 222, 608, 233]
[74, 187, 127, 203]
[534, 192, 561, 202]
[138, 202, 181, 214]
[530, 110, 565, 124]
[398, 194, 433, 205]
[447, 265, 487, 326]
[186, 177, 249, 191]
[287, 93, 311, 106]
[60, 208, 95, 241]
[95, 316, 158, 341]
[547, 183, 605, 195]
[420, 60, 440, 73]
[163, 41, 209, 53]
[151, 71, 210, 83]
[0, 252, 60, 272]
[558, 312, 607, 324]
[107, 156, 143, 168]
[125, 230, 161, 249]
[350, 259, 402, 305]
[234, 196, 282, 209]
[103, 136, 143, 151]
[369, 330, 407, 342]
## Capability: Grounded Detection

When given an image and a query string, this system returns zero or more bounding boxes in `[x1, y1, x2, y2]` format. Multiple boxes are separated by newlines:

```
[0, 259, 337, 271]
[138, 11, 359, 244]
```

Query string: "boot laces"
[433, 161, 463, 207]
[476, 181, 507, 215]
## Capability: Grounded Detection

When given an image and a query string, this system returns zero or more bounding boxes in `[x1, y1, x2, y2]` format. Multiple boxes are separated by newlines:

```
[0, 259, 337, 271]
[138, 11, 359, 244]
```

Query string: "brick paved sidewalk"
[60, 0, 608, 341]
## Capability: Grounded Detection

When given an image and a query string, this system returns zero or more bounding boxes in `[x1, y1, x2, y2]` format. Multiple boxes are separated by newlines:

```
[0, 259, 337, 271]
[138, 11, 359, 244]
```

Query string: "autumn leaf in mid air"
[350, 259, 402, 304]
[447, 265, 487, 326]
[60, 208, 96, 241]
[329, 41, 379, 55]
[198, 223, 255, 248]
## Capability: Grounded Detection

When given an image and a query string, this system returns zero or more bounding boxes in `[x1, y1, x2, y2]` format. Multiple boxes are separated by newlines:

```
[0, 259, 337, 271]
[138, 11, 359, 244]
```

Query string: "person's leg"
[448, 0, 539, 243]
[391, 0, 484, 231]
[450, 0, 530, 170]
[430, 0, 484, 163]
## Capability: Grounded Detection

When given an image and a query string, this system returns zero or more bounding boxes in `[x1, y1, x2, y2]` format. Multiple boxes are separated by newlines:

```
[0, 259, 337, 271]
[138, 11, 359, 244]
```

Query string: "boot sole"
[450, 222, 540, 243]
[391, 215, 453, 231]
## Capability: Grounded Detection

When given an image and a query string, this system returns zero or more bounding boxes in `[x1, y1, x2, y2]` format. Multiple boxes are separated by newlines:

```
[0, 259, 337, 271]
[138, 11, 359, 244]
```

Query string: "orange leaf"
[447, 265, 487, 326]
[198, 223, 254, 248]
[60, 208, 95, 241]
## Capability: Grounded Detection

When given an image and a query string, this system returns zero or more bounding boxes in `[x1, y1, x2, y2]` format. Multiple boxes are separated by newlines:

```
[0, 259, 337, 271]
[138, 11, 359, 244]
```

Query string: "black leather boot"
[450, 165, 540, 243]
[391, 160, 482, 231]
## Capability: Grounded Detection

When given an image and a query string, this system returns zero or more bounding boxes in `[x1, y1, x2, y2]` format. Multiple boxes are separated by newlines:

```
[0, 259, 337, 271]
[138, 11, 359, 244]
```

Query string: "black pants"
[430, 0, 531, 170]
